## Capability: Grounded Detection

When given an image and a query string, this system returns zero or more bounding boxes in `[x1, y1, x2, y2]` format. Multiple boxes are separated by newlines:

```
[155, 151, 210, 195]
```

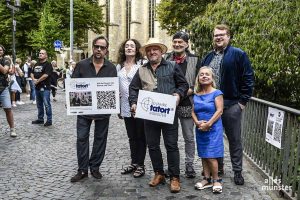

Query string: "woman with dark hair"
[116, 39, 146, 178]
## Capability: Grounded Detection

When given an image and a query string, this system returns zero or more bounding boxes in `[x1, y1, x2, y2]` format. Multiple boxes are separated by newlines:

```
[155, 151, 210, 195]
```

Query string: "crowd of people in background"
[0, 24, 254, 195]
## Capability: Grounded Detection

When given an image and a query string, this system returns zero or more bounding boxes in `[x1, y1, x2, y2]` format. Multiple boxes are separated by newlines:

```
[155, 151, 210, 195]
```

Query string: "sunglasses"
[93, 45, 107, 50]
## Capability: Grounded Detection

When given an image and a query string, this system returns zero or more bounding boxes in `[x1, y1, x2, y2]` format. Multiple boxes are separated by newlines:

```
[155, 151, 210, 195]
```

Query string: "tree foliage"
[0, 0, 104, 59]
[156, 0, 217, 34]
[189, 0, 300, 108]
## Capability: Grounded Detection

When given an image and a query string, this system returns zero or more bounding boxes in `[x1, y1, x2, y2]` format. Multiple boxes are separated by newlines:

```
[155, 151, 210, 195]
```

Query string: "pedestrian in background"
[29, 60, 37, 104]
[70, 36, 117, 182]
[165, 31, 201, 178]
[201, 24, 254, 185]
[14, 58, 25, 105]
[116, 39, 146, 178]
[31, 49, 53, 127]
[192, 67, 223, 194]
[23, 56, 32, 98]
[0, 44, 16, 137]
[50, 60, 61, 102]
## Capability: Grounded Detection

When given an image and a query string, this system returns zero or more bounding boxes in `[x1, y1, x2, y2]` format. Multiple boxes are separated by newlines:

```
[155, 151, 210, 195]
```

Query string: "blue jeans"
[29, 80, 36, 101]
[35, 88, 52, 122]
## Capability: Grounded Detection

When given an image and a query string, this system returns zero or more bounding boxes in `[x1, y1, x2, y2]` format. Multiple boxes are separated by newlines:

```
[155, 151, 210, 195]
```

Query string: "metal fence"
[241, 97, 300, 199]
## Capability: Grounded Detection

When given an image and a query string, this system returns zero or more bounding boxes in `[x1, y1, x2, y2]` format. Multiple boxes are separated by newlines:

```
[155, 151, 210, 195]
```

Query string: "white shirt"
[117, 61, 144, 117]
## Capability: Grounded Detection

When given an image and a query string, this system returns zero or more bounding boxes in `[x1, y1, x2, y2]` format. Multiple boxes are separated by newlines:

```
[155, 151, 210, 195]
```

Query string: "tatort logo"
[70, 81, 90, 90]
[139, 97, 173, 117]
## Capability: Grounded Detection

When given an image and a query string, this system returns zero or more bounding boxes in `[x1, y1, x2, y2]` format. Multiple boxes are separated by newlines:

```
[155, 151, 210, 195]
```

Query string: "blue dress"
[193, 89, 224, 158]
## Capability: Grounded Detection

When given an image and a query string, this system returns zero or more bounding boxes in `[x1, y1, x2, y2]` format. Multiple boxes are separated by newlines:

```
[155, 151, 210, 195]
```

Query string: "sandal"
[212, 179, 223, 194]
[133, 166, 145, 178]
[121, 164, 137, 174]
[194, 177, 213, 190]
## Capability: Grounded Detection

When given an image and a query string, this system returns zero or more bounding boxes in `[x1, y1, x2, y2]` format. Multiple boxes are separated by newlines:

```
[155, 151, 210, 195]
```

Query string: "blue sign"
[54, 40, 62, 48]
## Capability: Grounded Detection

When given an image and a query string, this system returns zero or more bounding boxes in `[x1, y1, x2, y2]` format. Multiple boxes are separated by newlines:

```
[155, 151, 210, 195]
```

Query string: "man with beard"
[165, 31, 201, 178]
[129, 38, 189, 193]
[201, 24, 254, 185]
[70, 36, 117, 182]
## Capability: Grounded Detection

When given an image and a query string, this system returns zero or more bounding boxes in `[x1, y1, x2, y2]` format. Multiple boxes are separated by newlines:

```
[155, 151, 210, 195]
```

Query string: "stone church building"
[86, 0, 173, 63]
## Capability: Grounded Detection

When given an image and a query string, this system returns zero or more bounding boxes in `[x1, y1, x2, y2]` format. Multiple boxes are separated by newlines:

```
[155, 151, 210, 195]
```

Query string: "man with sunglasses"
[70, 36, 117, 182]
[201, 24, 254, 185]
[165, 31, 201, 178]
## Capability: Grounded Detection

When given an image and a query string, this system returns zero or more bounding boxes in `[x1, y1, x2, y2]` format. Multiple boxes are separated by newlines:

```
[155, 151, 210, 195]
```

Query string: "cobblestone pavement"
[0, 91, 283, 200]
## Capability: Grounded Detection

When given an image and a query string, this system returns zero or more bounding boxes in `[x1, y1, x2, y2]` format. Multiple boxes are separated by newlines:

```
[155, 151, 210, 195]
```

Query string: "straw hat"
[140, 38, 168, 56]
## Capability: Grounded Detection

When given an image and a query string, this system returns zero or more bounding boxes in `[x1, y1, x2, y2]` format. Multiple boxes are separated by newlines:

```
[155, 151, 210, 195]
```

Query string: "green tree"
[189, 0, 300, 108]
[156, 0, 216, 34]
[0, 0, 104, 59]
[28, 1, 65, 58]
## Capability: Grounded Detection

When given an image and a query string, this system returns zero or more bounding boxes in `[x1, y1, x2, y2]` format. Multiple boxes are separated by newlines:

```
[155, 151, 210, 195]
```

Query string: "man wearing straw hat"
[129, 38, 189, 193]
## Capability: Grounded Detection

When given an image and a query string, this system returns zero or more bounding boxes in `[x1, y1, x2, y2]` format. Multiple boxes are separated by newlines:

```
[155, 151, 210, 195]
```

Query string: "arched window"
[149, 0, 156, 38]
[126, 0, 132, 39]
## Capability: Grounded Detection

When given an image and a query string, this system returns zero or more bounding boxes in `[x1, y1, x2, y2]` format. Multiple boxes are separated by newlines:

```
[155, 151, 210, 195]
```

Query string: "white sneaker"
[12, 103, 17, 107]
[16, 101, 25, 105]
[10, 129, 17, 137]
[26, 94, 30, 97]
[32, 100, 36, 105]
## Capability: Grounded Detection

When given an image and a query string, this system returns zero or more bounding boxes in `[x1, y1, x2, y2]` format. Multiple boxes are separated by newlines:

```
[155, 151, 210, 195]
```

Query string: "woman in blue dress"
[192, 66, 224, 193]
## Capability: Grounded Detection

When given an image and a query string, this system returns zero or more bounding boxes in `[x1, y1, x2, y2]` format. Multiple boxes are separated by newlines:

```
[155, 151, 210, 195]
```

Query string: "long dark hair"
[117, 39, 142, 66]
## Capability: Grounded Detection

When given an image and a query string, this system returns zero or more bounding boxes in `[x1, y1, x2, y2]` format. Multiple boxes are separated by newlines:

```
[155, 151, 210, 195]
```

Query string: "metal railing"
[242, 97, 300, 199]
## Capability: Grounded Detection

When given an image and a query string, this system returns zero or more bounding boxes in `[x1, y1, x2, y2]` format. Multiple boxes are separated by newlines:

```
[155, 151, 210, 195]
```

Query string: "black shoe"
[44, 121, 52, 126]
[185, 164, 196, 178]
[32, 120, 44, 124]
[70, 171, 88, 182]
[234, 171, 244, 185]
[91, 170, 102, 179]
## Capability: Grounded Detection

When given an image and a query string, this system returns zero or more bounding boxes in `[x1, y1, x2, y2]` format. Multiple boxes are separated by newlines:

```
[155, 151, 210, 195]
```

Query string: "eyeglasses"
[93, 45, 107, 50]
[213, 33, 227, 38]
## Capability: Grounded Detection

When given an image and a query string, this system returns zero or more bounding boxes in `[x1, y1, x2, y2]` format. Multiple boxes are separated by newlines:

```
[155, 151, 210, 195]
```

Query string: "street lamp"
[6, 0, 21, 64]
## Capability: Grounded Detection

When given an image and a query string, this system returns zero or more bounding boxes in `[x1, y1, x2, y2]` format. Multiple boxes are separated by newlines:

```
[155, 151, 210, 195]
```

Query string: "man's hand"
[130, 104, 137, 117]
[173, 93, 180, 106]
[33, 79, 38, 85]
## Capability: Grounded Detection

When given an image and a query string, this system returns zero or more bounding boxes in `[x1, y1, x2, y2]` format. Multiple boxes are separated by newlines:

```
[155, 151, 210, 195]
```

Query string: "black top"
[72, 57, 117, 78]
[31, 61, 53, 90]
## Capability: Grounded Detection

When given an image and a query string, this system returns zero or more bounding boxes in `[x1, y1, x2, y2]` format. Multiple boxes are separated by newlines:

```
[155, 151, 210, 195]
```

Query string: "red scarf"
[173, 54, 186, 64]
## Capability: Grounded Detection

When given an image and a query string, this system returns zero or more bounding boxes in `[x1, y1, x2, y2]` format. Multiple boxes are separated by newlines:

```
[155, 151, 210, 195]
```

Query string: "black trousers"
[76, 116, 109, 172]
[124, 117, 146, 166]
[144, 115, 180, 178]
[218, 103, 243, 172]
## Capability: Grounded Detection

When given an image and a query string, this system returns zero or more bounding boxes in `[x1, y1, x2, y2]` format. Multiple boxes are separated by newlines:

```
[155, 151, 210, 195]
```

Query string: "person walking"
[165, 31, 201, 178]
[50, 60, 61, 102]
[201, 24, 254, 185]
[129, 38, 189, 193]
[116, 39, 146, 178]
[70, 36, 117, 182]
[31, 49, 53, 127]
[192, 67, 224, 194]
[0, 45, 16, 137]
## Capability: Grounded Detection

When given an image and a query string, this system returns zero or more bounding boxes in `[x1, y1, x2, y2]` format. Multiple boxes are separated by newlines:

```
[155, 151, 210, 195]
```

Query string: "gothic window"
[149, 0, 156, 38]
[106, 0, 110, 38]
[126, 0, 132, 39]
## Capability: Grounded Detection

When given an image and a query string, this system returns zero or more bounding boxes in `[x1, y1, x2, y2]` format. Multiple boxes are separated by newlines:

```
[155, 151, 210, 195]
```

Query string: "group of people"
[68, 24, 254, 195]
[0, 46, 75, 137]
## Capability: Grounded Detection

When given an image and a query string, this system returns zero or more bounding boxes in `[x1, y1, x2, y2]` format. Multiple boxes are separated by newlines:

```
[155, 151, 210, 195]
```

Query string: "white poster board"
[265, 107, 285, 149]
[65, 78, 120, 115]
[135, 90, 177, 124]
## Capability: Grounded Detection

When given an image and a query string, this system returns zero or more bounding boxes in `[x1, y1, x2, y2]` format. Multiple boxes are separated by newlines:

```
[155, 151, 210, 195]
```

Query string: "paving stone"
[0, 91, 281, 199]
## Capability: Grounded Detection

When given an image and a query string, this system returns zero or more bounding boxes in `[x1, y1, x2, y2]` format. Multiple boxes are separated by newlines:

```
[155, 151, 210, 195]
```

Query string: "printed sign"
[65, 78, 120, 115]
[135, 90, 177, 124]
[265, 107, 285, 149]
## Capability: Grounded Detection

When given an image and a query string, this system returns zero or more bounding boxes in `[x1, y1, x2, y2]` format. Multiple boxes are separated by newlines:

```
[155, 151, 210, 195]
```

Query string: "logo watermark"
[262, 177, 292, 191]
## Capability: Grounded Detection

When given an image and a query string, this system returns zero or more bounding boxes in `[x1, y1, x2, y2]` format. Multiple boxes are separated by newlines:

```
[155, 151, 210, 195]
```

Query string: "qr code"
[273, 122, 282, 142]
[96, 91, 116, 109]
